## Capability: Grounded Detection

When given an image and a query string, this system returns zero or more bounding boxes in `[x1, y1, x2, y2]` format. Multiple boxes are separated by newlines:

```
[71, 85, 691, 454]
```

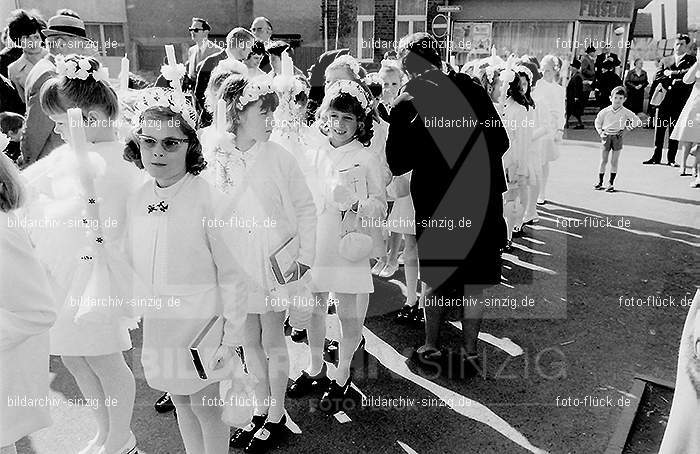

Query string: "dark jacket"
[0, 47, 22, 77]
[594, 52, 621, 79]
[386, 69, 508, 288]
[194, 49, 228, 127]
[654, 53, 697, 115]
[566, 72, 584, 117]
[0, 73, 25, 115]
[594, 71, 623, 108]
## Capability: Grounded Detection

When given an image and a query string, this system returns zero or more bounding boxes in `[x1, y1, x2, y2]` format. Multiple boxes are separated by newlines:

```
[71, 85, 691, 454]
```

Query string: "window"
[395, 0, 426, 42]
[357, 0, 375, 62]
[85, 23, 126, 57]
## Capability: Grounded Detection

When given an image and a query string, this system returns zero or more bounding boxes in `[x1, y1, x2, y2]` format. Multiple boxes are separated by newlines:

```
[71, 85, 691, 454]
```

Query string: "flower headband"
[55, 55, 110, 83]
[237, 75, 276, 110]
[363, 72, 384, 88]
[332, 54, 362, 79]
[325, 79, 372, 113]
[132, 87, 198, 129]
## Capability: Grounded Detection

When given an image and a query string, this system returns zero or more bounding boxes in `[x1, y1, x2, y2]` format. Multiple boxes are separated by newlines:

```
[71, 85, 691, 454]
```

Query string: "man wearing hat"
[185, 18, 221, 91]
[19, 9, 94, 168]
[644, 34, 697, 166]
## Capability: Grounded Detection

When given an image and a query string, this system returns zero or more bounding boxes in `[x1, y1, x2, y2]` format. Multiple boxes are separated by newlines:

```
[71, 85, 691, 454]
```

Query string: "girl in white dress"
[669, 60, 700, 184]
[0, 142, 57, 454]
[287, 80, 386, 413]
[26, 56, 141, 454]
[123, 89, 248, 454]
[212, 74, 317, 453]
[500, 66, 546, 247]
[532, 55, 565, 206]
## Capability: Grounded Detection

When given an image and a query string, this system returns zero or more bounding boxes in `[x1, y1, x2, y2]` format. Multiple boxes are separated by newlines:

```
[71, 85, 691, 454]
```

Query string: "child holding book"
[594, 86, 643, 192]
[123, 88, 248, 454]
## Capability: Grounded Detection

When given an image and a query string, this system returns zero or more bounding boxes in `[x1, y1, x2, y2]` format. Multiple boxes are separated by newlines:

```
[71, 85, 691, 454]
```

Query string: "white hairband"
[325, 79, 372, 113]
[55, 55, 110, 83]
[132, 87, 198, 130]
[237, 75, 276, 109]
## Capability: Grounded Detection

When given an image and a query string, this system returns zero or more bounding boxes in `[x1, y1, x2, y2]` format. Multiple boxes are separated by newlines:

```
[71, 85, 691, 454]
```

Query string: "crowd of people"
[0, 6, 698, 454]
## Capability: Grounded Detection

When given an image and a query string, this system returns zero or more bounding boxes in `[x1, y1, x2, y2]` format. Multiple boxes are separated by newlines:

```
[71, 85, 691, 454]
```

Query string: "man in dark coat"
[644, 34, 697, 166]
[566, 59, 585, 128]
[385, 33, 508, 377]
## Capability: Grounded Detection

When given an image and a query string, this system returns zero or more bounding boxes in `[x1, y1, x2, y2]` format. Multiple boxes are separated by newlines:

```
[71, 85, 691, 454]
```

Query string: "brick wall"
[373, 0, 396, 61]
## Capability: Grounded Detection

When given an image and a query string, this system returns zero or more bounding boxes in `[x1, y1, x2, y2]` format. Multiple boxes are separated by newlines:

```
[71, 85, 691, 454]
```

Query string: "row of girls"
[464, 54, 566, 250]
[0, 50, 415, 454]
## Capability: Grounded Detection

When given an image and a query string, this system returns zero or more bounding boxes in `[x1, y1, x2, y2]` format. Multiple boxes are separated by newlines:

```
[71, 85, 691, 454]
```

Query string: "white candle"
[217, 99, 227, 134]
[165, 45, 177, 66]
[67, 108, 88, 152]
[119, 55, 129, 93]
[281, 51, 294, 77]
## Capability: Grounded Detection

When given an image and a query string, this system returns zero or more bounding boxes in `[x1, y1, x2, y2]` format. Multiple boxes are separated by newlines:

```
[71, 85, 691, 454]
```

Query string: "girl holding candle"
[123, 88, 248, 454]
[212, 73, 316, 453]
[27, 55, 142, 454]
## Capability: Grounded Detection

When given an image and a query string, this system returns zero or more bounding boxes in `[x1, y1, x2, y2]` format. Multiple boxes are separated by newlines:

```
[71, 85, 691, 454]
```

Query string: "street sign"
[437, 5, 462, 13]
[431, 13, 449, 38]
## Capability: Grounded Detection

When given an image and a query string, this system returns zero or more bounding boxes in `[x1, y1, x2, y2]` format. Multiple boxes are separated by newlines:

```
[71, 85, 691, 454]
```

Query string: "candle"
[217, 99, 227, 134]
[165, 45, 177, 66]
[119, 55, 129, 93]
[281, 51, 293, 77]
[67, 108, 88, 153]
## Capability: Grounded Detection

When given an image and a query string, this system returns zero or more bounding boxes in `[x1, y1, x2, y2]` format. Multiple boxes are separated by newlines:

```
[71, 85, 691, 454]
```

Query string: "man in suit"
[385, 33, 508, 378]
[185, 18, 221, 92]
[19, 10, 93, 168]
[580, 45, 596, 110]
[644, 34, 697, 166]
[194, 27, 254, 126]
[594, 42, 621, 106]
[251, 16, 273, 73]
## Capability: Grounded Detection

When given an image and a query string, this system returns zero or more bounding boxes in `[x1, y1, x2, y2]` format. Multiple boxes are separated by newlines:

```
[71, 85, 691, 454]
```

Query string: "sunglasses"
[137, 134, 189, 152]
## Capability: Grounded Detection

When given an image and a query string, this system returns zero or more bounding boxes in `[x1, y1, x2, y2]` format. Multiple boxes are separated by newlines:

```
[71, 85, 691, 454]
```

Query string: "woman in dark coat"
[385, 33, 508, 377]
[624, 57, 649, 113]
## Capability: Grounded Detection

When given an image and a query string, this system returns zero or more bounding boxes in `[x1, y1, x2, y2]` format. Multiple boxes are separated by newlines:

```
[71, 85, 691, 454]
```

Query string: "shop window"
[492, 21, 573, 61]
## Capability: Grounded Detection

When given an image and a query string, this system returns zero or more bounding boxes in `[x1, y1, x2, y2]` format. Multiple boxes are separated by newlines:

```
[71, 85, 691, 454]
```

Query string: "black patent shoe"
[318, 378, 358, 414]
[244, 415, 289, 454]
[290, 328, 307, 343]
[287, 364, 330, 398]
[230, 414, 268, 449]
[410, 305, 424, 325]
[395, 304, 413, 323]
[154, 392, 174, 413]
[512, 226, 524, 238]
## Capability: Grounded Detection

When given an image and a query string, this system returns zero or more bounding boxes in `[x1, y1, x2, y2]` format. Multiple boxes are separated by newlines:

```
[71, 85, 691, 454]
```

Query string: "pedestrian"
[211, 74, 316, 453]
[194, 27, 255, 127]
[20, 10, 93, 168]
[0, 141, 57, 454]
[124, 89, 247, 454]
[623, 57, 648, 114]
[26, 55, 141, 454]
[385, 33, 508, 378]
[594, 60, 623, 109]
[0, 112, 24, 163]
[581, 46, 596, 108]
[566, 59, 585, 129]
[593, 86, 643, 192]
[185, 18, 222, 92]
[244, 40, 267, 78]
[287, 80, 385, 412]
[532, 54, 565, 206]
[250, 17, 273, 73]
[644, 34, 697, 166]
[6, 9, 47, 102]
[669, 60, 700, 183]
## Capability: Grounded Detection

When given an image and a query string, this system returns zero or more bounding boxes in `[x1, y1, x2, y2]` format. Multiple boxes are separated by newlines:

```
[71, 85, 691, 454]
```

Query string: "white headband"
[132, 87, 198, 130]
[237, 75, 276, 110]
[55, 55, 110, 83]
[325, 79, 372, 113]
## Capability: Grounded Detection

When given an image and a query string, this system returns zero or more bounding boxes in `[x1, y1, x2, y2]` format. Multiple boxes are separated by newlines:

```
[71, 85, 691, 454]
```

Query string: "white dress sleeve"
[279, 149, 317, 267]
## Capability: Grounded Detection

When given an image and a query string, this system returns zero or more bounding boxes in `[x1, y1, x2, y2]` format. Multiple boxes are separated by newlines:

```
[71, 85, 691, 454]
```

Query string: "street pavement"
[16, 127, 699, 454]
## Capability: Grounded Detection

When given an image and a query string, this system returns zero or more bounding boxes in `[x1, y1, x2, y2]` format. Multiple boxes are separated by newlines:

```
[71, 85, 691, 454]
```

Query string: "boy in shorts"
[594, 86, 642, 192]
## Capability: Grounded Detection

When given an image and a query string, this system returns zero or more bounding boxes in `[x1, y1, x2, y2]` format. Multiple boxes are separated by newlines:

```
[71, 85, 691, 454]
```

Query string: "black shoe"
[318, 378, 357, 414]
[328, 301, 336, 315]
[230, 414, 267, 449]
[642, 159, 660, 165]
[287, 364, 330, 398]
[667, 162, 680, 167]
[501, 240, 514, 253]
[154, 392, 174, 413]
[395, 304, 413, 323]
[244, 415, 289, 454]
[290, 328, 307, 343]
[410, 305, 424, 325]
[512, 227, 524, 238]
